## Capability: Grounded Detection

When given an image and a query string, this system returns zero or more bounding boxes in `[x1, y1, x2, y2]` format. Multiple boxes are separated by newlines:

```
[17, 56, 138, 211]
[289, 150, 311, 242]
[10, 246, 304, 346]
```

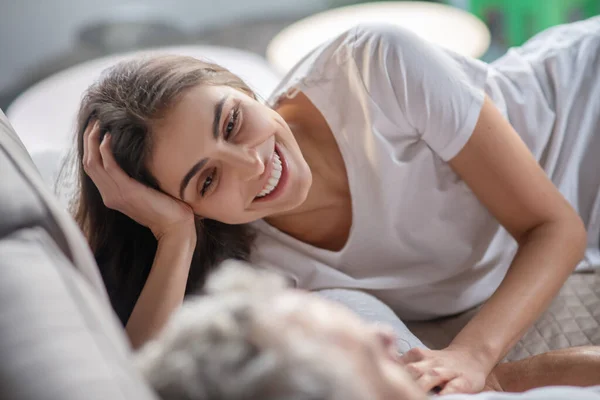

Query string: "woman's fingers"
[399, 347, 427, 365]
[99, 134, 142, 192]
[82, 120, 93, 172]
[98, 134, 125, 178]
[83, 120, 102, 173]
[98, 133, 137, 210]
[439, 378, 472, 395]
[82, 122, 123, 210]
[403, 360, 430, 381]
[415, 367, 455, 392]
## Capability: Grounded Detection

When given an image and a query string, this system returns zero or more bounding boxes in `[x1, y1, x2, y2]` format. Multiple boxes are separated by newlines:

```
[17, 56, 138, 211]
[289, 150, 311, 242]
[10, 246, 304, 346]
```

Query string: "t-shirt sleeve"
[350, 23, 488, 161]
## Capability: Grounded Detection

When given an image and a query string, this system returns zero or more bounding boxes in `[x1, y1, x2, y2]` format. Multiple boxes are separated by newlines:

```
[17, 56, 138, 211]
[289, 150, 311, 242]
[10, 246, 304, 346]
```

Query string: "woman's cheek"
[213, 195, 247, 223]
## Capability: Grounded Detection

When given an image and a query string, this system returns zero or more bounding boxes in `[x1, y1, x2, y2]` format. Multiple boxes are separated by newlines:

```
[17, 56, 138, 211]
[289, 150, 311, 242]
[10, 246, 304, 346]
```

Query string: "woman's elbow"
[564, 212, 588, 261]
[521, 210, 587, 264]
[548, 210, 587, 264]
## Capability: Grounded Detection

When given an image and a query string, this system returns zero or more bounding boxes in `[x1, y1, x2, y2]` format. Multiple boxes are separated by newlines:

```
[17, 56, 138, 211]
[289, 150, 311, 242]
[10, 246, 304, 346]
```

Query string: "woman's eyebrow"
[212, 95, 229, 139]
[179, 158, 208, 200]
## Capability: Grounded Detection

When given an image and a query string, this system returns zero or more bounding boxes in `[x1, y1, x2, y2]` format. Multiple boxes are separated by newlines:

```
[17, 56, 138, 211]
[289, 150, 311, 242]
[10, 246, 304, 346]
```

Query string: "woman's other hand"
[82, 120, 195, 240]
[400, 345, 490, 395]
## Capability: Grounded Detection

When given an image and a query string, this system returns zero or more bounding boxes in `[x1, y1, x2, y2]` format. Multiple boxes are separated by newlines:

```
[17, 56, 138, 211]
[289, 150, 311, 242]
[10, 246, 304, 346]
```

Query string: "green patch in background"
[448, 0, 600, 48]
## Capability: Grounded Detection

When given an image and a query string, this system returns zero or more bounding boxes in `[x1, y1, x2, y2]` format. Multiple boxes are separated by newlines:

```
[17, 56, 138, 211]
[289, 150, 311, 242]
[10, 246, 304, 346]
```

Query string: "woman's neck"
[264, 93, 351, 249]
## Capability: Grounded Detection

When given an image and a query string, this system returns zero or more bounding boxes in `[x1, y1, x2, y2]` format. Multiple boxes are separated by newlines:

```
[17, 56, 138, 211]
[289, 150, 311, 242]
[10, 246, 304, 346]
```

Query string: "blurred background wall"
[0, 0, 328, 109]
[1, 0, 598, 111]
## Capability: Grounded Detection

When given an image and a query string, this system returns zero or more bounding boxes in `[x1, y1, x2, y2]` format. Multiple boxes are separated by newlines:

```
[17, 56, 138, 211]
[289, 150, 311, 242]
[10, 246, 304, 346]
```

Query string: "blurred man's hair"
[134, 261, 367, 400]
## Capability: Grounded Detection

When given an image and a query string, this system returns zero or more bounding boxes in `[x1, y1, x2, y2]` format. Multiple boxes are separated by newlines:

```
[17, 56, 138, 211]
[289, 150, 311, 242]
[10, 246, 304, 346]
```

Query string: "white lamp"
[267, 1, 491, 75]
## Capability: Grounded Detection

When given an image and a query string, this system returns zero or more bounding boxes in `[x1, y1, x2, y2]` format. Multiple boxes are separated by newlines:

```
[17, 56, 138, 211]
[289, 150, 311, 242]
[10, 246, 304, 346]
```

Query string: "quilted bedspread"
[406, 271, 600, 362]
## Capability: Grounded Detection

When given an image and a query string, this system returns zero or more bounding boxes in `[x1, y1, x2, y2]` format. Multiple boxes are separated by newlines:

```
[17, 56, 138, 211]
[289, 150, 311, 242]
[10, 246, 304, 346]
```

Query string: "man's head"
[134, 262, 428, 400]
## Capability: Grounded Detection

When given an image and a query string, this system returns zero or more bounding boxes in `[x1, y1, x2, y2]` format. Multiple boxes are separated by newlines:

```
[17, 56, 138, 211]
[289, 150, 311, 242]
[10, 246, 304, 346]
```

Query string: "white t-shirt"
[250, 19, 600, 320]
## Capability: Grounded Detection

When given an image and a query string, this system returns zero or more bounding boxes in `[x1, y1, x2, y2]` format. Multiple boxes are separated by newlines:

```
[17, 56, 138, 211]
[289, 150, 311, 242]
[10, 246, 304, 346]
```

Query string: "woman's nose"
[220, 145, 265, 181]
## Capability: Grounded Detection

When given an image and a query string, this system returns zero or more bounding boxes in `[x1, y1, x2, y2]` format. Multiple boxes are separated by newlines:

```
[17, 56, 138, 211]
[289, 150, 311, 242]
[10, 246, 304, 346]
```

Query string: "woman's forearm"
[450, 220, 586, 371]
[493, 346, 600, 392]
[126, 224, 196, 349]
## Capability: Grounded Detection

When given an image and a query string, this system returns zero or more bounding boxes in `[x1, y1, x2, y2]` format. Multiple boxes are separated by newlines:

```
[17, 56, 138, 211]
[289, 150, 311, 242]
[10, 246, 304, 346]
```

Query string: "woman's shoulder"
[273, 23, 419, 75]
[266, 24, 391, 103]
[268, 23, 439, 125]
[349, 22, 458, 77]
[351, 22, 425, 47]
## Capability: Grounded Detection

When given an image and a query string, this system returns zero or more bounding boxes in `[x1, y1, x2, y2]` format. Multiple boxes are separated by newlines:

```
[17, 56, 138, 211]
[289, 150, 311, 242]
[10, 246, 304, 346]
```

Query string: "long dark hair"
[69, 55, 255, 325]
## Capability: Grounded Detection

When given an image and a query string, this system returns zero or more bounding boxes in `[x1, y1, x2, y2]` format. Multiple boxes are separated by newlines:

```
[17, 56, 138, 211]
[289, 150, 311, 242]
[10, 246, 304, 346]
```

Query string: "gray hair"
[134, 261, 368, 400]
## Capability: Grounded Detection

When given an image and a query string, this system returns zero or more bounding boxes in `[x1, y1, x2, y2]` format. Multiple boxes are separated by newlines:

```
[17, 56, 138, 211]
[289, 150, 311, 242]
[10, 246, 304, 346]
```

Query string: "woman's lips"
[253, 144, 288, 203]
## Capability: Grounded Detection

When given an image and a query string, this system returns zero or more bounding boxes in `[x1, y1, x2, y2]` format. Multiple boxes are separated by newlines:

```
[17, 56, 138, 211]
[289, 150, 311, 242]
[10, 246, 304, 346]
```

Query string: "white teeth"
[256, 150, 283, 199]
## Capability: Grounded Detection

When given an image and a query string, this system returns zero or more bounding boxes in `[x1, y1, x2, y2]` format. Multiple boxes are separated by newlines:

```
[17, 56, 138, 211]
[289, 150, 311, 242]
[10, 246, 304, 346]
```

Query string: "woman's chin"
[261, 192, 310, 220]
[235, 168, 312, 224]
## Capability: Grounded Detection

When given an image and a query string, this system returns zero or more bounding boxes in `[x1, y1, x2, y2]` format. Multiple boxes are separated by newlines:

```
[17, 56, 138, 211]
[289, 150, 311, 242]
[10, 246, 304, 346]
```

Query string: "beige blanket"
[406, 272, 600, 362]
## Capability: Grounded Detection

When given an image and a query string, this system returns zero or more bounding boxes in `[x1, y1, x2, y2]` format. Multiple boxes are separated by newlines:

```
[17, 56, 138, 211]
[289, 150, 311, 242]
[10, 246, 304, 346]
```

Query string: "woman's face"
[148, 84, 312, 224]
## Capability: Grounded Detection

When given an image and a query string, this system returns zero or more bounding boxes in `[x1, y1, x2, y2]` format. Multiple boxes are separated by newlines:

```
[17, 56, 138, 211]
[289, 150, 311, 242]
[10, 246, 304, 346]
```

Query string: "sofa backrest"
[0, 109, 157, 399]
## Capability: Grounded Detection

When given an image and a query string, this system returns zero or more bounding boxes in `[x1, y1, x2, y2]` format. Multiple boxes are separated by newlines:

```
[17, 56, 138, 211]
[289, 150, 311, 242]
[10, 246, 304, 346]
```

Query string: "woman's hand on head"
[82, 120, 196, 241]
[399, 345, 490, 395]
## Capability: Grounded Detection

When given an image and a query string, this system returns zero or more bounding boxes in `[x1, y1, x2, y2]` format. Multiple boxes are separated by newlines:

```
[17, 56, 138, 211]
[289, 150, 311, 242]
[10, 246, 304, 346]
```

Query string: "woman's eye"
[225, 121, 234, 136]
[201, 170, 215, 197]
[225, 107, 240, 140]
